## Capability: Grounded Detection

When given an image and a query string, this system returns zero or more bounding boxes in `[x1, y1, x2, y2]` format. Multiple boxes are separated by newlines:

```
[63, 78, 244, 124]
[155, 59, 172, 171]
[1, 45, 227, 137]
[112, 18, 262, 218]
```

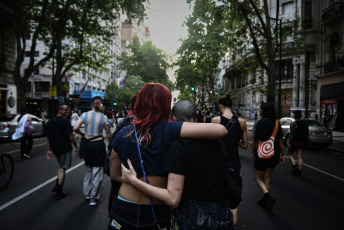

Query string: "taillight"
[1, 123, 11, 128]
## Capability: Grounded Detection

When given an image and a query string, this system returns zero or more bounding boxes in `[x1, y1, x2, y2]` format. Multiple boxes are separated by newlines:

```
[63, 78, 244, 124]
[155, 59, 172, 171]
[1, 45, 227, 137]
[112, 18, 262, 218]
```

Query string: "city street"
[0, 130, 344, 230]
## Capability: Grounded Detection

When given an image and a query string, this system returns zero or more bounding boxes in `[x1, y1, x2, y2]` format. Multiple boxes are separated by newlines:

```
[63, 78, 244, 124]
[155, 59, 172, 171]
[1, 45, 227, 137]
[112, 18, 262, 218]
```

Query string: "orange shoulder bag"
[257, 120, 279, 159]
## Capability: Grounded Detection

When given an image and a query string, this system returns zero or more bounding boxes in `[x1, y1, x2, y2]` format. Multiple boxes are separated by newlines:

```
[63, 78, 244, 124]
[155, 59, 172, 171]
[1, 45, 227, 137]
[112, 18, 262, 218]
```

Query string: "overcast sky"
[145, 0, 192, 55]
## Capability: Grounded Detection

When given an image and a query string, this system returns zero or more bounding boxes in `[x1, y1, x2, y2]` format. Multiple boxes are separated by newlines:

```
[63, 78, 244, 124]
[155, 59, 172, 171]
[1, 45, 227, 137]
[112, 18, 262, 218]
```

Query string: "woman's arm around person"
[121, 159, 184, 208]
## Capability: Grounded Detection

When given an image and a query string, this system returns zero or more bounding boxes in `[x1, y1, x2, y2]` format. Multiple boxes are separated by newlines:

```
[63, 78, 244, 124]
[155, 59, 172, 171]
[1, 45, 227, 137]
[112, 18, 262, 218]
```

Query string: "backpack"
[293, 120, 309, 143]
[257, 120, 278, 159]
[24, 120, 35, 135]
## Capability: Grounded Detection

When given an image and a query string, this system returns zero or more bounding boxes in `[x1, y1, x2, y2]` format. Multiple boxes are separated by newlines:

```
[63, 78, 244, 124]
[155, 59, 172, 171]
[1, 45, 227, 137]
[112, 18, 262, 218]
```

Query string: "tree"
[105, 75, 144, 108]
[117, 36, 173, 90]
[175, 0, 229, 108]
[8, 0, 147, 112]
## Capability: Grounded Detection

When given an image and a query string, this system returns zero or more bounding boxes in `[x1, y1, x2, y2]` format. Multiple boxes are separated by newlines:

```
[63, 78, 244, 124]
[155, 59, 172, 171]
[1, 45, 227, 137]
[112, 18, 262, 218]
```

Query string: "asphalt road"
[0, 132, 343, 230]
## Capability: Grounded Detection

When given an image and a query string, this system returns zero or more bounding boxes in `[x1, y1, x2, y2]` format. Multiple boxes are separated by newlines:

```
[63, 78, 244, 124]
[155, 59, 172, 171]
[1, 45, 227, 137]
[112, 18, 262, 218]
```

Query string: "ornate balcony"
[322, 2, 343, 24]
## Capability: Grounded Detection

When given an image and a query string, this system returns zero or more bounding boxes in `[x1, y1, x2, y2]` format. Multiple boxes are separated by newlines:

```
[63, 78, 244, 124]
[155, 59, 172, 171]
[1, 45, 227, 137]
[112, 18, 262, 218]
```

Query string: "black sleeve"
[254, 120, 265, 141]
[163, 139, 187, 175]
[63, 119, 73, 135]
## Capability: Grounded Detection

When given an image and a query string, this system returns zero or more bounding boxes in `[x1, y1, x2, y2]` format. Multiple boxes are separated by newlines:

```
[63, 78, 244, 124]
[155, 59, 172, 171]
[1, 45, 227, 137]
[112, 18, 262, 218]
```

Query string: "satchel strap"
[134, 125, 160, 228]
[271, 120, 279, 138]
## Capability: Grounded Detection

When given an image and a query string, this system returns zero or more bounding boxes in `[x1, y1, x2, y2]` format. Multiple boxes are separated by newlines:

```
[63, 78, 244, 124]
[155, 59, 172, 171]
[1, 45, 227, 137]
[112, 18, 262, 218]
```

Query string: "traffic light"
[114, 101, 117, 106]
[191, 85, 195, 91]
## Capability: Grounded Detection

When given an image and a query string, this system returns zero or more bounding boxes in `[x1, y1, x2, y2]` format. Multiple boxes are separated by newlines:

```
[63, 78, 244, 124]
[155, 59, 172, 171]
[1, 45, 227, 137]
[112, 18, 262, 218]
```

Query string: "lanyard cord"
[134, 126, 159, 227]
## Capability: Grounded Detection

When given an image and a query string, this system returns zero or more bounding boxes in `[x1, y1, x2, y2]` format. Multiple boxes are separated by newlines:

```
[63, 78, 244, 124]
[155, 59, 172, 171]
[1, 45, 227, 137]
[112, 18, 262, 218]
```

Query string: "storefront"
[320, 82, 344, 130]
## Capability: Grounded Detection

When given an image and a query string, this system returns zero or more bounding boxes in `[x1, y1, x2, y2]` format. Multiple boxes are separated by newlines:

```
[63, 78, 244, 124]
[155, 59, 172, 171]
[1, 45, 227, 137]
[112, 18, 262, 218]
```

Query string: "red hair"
[133, 82, 172, 145]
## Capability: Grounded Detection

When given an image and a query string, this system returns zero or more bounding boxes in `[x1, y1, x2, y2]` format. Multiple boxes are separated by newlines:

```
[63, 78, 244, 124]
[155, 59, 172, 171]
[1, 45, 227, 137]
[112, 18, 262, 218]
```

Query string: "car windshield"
[305, 120, 322, 126]
[0, 114, 16, 121]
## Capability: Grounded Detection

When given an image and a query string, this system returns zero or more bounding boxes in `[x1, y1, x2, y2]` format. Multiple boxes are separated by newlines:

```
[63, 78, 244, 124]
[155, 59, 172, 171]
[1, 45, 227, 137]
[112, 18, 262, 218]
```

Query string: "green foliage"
[105, 75, 144, 108]
[7, 0, 147, 111]
[175, 0, 230, 107]
[117, 36, 171, 88]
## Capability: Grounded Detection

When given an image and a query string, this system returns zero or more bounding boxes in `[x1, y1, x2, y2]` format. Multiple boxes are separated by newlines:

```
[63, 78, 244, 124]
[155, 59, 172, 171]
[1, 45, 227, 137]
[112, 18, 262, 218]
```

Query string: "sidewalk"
[328, 130, 344, 153]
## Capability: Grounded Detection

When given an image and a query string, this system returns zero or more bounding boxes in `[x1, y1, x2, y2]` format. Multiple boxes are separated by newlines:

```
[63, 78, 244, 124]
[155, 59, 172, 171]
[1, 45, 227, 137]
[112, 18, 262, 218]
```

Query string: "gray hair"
[172, 100, 196, 122]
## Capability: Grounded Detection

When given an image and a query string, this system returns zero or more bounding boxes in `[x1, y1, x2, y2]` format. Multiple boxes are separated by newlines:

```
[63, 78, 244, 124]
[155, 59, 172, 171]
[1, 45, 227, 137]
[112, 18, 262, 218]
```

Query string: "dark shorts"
[109, 197, 171, 230]
[176, 199, 234, 230]
[55, 151, 72, 169]
[290, 141, 307, 152]
[254, 156, 278, 171]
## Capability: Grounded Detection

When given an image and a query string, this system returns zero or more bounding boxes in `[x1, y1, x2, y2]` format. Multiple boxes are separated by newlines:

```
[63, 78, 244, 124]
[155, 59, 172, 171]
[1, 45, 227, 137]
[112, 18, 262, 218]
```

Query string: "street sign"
[49, 87, 57, 97]
[58, 95, 65, 103]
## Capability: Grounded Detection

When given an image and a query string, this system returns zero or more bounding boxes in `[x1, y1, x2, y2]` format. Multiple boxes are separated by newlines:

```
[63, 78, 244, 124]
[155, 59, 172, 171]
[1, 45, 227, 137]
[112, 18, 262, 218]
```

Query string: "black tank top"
[220, 115, 243, 159]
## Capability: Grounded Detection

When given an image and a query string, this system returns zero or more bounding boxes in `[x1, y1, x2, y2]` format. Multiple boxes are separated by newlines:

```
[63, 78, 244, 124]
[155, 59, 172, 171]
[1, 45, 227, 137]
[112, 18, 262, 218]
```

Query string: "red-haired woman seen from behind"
[109, 83, 227, 230]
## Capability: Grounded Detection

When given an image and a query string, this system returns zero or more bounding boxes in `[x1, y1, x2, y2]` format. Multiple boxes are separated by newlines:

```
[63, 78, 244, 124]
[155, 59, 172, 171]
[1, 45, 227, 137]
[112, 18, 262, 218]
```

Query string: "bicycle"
[0, 152, 14, 190]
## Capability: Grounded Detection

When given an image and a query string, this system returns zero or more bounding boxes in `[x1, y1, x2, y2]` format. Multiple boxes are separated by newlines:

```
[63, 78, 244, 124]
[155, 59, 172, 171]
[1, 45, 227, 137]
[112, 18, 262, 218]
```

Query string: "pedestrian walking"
[73, 96, 112, 206]
[212, 93, 248, 226]
[44, 104, 79, 200]
[70, 109, 79, 128]
[12, 108, 34, 159]
[287, 110, 309, 176]
[251, 102, 285, 212]
[121, 99, 235, 229]
[105, 108, 114, 126]
[108, 83, 227, 230]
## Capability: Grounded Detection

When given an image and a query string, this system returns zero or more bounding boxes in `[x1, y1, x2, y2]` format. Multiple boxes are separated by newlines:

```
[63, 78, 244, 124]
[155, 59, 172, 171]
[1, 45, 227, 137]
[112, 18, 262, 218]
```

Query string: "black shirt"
[220, 115, 243, 159]
[163, 139, 227, 202]
[44, 116, 73, 156]
[254, 119, 283, 161]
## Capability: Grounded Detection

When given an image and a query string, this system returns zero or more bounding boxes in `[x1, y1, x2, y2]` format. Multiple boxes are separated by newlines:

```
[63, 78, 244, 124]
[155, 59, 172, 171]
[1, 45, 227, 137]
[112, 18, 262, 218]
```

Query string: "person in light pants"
[74, 96, 112, 206]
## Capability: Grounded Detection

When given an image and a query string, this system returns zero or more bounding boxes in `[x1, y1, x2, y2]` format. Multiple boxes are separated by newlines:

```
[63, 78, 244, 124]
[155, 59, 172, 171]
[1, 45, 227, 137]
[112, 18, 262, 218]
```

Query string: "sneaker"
[55, 192, 66, 200]
[85, 196, 91, 200]
[89, 198, 97, 206]
[22, 154, 31, 159]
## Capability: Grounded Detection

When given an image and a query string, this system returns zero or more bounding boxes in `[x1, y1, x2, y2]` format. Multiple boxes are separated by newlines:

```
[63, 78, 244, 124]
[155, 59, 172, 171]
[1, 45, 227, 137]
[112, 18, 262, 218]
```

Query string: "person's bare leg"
[297, 149, 303, 171]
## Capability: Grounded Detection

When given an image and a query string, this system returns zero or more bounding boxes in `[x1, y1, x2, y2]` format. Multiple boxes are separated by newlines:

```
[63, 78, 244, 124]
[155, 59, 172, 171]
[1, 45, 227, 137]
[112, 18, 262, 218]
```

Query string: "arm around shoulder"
[180, 122, 227, 139]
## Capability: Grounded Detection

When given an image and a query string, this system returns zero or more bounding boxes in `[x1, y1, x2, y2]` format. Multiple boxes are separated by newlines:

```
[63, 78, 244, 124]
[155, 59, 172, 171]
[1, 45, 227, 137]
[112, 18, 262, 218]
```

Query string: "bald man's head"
[171, 100, 196, 122]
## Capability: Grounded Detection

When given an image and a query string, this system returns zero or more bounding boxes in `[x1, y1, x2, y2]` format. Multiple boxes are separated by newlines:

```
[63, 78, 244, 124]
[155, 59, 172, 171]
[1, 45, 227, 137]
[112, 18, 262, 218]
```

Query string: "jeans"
[109, 197, 171, 230]
[176, 199, 234, 230]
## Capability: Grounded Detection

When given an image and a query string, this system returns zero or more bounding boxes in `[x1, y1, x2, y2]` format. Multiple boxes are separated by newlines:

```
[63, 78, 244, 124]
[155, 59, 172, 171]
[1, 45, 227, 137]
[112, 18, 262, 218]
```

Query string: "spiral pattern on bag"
[257, 137, 275, 159]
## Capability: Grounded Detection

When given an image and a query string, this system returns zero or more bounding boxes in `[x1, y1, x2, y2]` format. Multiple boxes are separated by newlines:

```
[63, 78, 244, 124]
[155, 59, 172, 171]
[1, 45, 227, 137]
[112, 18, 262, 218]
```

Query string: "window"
[75, 83, 80, 90]
[282, 2, 294, 15]
[34, 82, 49, 92]
[305, 0, 312, 19]
[26, 82, 32, 92]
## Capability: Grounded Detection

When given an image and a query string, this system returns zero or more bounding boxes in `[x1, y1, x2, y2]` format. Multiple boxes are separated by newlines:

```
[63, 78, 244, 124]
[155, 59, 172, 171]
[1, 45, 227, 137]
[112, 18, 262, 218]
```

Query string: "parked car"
[279, 117, 333, 148]
[0, 114, 44, 140]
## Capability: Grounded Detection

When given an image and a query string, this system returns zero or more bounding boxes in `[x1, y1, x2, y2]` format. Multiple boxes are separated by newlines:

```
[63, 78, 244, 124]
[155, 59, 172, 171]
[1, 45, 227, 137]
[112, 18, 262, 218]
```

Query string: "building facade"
[222, 0, 344, 130]
[0, 3, 17, 115]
